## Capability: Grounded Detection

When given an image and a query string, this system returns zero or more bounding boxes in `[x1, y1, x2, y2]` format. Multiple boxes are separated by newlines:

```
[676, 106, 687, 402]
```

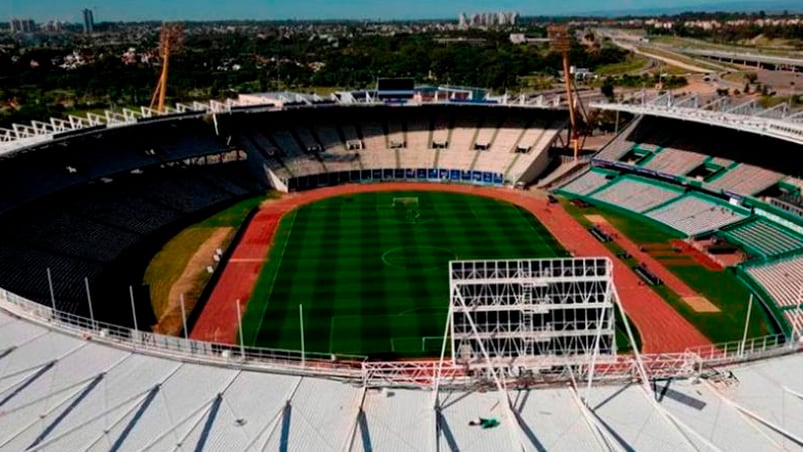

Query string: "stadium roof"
[2, 300, 803, 450]
[591, 92, 803, 147]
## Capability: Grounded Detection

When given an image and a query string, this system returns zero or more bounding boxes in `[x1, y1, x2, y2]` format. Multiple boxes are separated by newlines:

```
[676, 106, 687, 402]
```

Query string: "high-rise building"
[458, 13, 468, 30]
[460, 11, 519, 29]
[9, 19, 36, 33]
[83, 8, 94, 34]
[43, 20, 64, 32]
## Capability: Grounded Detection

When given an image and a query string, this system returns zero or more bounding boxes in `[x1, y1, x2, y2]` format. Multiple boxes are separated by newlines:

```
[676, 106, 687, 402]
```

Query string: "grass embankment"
[563, 200, 773, 344]
[596, 55, 650, 76]
[144, 195, 266, 334]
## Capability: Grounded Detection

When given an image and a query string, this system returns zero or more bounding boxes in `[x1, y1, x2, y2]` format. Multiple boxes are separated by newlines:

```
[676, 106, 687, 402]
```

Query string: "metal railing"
[1, 288, 799, 388]
[0, 288, 365, 380]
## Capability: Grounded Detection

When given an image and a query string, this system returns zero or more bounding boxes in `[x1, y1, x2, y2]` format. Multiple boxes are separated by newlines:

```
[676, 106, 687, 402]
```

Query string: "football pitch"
[240, 191, 567, 358]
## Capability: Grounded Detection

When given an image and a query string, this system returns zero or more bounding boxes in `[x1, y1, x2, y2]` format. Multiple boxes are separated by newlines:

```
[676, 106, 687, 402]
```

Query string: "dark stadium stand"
[0, 161, 263, 322]
[0, 118, 230, 211]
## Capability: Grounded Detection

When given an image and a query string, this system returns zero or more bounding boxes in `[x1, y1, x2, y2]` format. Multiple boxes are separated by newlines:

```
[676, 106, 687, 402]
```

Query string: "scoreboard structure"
[376, 78, 415, 101]
[447, 258, 617, 371]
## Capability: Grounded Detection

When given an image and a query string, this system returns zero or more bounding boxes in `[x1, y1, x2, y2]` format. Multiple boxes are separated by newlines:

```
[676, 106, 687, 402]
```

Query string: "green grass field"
[562, 200, 774, 343]
[240, 191, 571, 358]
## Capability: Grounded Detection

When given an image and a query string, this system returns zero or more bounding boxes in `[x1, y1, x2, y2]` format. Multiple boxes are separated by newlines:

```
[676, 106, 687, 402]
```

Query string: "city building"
[9, 18, 36, 33]
[83, 8, 95, 34]
[460, 11, 519, 28]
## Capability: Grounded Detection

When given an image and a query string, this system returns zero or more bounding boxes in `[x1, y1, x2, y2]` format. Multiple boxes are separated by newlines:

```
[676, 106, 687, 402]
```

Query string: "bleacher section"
[506, 124, 561, 183]
[707, 164, 784, 196]
[645, 194, 748, 236]
[313, 124, 360, 172]
[469, 116, 528, 175]
[0, 118, 227, 210]
[220, 105, 570, 190]
[0, 162, 261, 318]
[593, 116, 796, 198]
[591, 177, 681, 213]
[406, 116, 430, 150]
[784, 310, 803, 334]
[723, 219, 803, 258]
[746, 255, 803, 309]
[642, 148, 707, 176]
[473, 111, 502, 150]
[592, 117, 644, 162]
[558, 169, 613, 196]
[431, 111, 450, 147]
[241, 133, 294, 180]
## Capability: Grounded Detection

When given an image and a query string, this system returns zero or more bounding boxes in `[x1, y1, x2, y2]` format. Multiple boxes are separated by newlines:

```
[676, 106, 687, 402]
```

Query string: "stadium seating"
[592, 117, 644, 162]
[558, 169, 614, 196]
[593, 115, 798, 201]
[784, 310, 803, 334]
[360, 120, 387, 151]
[506, 123, 561, 182]
[708, 156, 734, 167]
[448, 116, 480, 152]
[472, 111, 502, 150]
[0, 162, 261, 315]
[313, 125, 361, 173]
[438, 114, 479, 169]
[707, 164, 784, 196]
[723, 219, 803, 258]
[642, 148, 708, 176]
[271, 129, 306, 157]
[226, 105, 565, 188]
[468, 116, 528, 175]
[746, 255, 803, 308]
[645, 194, 749, 236]
[431, 111, 450, 147]
[591, 177, 682, 213]
[405, 116, 430, 151]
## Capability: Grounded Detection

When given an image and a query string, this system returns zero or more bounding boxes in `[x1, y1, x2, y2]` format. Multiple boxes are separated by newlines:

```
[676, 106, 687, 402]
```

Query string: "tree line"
[1, 28, 628, 127]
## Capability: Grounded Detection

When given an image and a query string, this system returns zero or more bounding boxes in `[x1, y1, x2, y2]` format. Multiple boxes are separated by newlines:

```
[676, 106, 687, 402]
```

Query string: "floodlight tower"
[150, 23, 184, 114]
[548, 25, 581, 161]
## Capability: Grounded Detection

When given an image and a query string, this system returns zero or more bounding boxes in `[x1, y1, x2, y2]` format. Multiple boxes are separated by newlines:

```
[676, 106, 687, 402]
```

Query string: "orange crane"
[548, 25, 582, 161]
[150, 23, 183, 114]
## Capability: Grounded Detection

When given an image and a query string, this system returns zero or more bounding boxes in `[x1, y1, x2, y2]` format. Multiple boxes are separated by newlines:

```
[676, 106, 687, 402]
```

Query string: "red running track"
[191, 183, 711, 353]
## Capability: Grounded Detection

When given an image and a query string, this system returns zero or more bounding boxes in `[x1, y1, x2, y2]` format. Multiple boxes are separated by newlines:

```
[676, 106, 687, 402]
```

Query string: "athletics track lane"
[191, 183, 711, 353]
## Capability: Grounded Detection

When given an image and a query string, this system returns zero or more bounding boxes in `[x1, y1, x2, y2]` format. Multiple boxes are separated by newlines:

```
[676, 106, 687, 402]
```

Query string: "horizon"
[3, 0, 798, 23]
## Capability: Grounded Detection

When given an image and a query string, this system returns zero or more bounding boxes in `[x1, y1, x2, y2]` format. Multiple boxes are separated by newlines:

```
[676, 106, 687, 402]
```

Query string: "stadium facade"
[1, 92, 803, 450]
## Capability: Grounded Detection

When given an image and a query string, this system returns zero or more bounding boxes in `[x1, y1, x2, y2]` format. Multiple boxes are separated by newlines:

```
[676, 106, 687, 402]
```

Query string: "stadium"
[1, 85, 803, 451]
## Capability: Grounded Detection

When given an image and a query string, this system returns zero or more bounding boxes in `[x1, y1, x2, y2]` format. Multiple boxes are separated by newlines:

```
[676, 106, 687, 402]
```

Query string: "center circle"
[381, 246, 458, 269]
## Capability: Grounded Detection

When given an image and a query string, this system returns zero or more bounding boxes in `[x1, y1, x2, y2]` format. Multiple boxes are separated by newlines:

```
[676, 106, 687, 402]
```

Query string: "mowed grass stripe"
[245, 191, 567, 357]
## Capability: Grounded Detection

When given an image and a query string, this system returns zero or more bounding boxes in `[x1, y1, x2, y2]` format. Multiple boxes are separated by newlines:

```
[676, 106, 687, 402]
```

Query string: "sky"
[2, 0, 789, 22]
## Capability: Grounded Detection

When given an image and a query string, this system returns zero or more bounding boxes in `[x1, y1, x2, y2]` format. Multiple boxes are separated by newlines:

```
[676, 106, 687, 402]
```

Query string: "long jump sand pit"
[682, 296, 721, 313]
[585, 214, 608, 224]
